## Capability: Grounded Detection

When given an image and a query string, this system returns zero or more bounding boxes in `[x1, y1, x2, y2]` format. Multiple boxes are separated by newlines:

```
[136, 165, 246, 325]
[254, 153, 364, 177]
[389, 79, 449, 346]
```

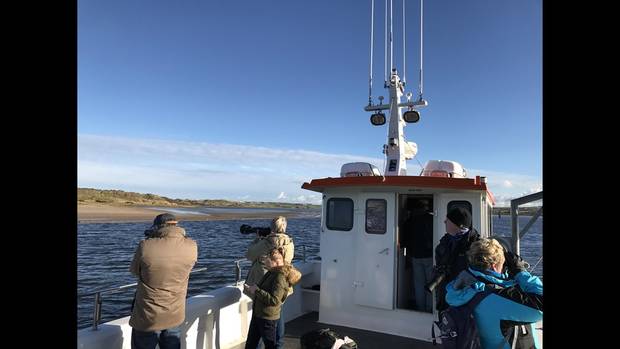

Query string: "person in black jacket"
[402, 199, 434, 312]
[430, 206, 480, 312]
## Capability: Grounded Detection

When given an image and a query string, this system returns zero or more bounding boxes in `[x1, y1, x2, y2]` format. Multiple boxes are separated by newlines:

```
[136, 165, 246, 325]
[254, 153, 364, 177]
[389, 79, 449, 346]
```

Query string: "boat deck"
[282, 311, 436, 349]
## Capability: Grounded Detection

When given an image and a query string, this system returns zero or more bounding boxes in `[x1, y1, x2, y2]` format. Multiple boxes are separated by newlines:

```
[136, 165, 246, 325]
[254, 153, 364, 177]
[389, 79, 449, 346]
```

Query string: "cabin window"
[326, 198, 354, 231]
[447, 200, 473, 228]
[365, 199, 387, 234]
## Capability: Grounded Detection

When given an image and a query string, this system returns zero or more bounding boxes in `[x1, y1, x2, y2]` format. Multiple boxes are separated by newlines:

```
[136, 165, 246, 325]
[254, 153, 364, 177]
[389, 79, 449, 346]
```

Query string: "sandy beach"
[77, 204, 309, 223]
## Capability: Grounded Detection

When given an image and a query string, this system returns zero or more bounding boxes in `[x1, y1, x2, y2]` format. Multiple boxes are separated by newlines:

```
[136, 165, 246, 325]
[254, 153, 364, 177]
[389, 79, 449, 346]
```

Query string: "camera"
[240, 224, 271, 237]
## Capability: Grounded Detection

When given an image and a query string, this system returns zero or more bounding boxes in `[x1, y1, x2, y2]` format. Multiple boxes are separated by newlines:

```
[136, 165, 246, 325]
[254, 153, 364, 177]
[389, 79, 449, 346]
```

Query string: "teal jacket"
[446, 268, 543, 349]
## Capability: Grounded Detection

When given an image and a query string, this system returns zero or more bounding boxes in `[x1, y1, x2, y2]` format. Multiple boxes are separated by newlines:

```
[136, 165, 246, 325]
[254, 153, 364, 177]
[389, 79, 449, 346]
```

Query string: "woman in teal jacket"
[445, 238, 543, 349]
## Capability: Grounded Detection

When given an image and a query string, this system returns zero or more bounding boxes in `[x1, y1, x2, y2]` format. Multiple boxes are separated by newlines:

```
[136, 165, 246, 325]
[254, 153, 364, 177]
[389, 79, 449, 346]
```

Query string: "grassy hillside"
[77, 188, 320, 209]
[78, 188, 539, 215]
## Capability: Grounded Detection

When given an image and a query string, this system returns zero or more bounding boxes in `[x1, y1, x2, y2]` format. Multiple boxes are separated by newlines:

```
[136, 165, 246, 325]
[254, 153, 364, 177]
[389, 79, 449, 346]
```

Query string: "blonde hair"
[267, 247, 284, 262]
[270, 216, 287, 234]
[467, 238, 505, 271]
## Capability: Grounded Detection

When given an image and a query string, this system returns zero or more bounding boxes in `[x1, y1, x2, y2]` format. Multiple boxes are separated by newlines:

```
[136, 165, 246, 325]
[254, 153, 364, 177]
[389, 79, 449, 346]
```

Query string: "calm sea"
[77, 215, 542, 330]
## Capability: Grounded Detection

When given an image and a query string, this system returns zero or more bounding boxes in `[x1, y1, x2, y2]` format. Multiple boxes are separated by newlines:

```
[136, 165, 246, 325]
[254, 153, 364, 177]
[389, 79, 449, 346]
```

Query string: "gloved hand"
[503, 250, 529, 276]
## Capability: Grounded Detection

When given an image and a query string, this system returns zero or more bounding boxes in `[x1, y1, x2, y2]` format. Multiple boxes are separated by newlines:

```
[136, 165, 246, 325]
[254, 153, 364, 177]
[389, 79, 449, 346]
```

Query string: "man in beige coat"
[129, 213, 198, 349]
[243, 216, 294, 349]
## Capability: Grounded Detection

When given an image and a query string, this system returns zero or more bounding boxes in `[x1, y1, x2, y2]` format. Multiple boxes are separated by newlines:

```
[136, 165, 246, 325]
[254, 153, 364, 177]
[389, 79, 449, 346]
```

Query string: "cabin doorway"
[396, 194, 434, 313]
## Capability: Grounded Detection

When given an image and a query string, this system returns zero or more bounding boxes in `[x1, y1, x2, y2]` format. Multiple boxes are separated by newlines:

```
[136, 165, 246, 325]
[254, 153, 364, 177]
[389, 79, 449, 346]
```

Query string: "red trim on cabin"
[302, 176, 491, 193]
[486, 190, 496, 205]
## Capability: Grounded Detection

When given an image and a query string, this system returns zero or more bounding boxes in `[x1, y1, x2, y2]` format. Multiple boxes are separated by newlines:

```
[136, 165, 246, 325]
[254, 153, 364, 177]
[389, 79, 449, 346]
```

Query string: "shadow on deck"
[282, 312, 436, 349]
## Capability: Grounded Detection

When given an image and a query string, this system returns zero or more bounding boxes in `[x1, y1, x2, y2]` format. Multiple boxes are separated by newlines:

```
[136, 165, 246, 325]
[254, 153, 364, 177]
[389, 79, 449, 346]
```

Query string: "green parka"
[252, 264, 302, 320]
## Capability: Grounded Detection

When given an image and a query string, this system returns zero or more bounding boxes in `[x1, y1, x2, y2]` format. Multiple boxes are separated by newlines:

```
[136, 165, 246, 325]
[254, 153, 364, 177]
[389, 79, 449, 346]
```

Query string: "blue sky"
[78, 0, 542, 206]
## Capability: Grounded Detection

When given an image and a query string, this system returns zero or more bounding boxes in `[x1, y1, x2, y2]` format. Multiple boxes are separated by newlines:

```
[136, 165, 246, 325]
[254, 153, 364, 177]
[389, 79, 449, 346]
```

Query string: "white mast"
[386, 69, 407, 175]
[365, 0, 427, 176]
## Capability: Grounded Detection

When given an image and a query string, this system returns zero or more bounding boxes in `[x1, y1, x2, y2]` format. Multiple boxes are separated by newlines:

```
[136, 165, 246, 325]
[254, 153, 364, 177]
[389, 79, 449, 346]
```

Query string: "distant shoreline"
[77, 203, 315, 223]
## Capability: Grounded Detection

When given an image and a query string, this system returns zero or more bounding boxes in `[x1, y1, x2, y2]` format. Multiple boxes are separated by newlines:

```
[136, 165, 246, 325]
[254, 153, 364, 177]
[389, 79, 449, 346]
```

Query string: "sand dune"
[77, 204, 304, 223]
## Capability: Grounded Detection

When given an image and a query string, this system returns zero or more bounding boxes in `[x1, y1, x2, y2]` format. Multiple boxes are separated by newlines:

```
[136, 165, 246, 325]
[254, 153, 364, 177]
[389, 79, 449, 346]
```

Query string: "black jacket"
[402, 212, 434, 258]
[433, 228, 480, 311]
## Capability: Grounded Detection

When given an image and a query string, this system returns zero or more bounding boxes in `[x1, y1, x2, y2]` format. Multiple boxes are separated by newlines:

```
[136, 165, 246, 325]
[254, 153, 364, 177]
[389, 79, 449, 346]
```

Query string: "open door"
[353, 192, 396, 310]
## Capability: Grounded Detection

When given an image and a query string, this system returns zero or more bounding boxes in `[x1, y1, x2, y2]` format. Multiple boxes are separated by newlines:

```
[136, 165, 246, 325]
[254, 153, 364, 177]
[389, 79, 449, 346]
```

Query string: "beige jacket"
[243, 233, 294, 299]
[129, 225, 198, 331]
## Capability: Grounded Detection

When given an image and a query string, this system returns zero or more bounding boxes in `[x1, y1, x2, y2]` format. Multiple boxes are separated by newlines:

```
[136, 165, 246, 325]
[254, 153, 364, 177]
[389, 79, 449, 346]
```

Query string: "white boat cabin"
[301, 162, 495, 341]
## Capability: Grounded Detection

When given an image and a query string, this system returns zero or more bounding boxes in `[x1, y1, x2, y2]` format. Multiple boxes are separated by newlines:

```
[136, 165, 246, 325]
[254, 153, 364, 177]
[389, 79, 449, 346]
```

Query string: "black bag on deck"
[431, 290, 492, 349]
[500, 320, 537, 349]
[300, 328, 357, 349]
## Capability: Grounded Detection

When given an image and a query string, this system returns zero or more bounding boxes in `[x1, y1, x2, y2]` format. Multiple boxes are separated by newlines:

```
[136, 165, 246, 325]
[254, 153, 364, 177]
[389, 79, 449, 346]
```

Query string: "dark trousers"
[276, 316, 285, 348]
[245, 316, 278, 349]
[254, 316, 285, 349]
[131, 326, 181, 349]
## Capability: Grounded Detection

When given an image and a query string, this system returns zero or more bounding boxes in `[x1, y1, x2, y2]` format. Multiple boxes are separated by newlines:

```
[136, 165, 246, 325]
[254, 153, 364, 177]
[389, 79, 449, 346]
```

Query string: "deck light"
[403, 110, 420, 123]
[370, 113, 386, 126]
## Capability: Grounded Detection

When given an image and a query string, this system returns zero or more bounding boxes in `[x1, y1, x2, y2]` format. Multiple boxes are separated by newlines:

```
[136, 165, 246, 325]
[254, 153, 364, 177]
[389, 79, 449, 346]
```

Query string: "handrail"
[82, 267, 208, 331]
[78, 267, 209, 298]
[80, 243, 316, 331]
[510, 191, 542, 256]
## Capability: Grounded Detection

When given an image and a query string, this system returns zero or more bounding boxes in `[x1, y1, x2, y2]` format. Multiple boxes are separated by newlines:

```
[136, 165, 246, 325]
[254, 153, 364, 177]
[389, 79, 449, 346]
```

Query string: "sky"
[78, 0, 542, 206]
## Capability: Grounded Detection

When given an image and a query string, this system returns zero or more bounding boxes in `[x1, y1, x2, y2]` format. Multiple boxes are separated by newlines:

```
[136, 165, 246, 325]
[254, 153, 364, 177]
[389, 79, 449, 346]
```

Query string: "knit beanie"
[446, 207, 471, 228]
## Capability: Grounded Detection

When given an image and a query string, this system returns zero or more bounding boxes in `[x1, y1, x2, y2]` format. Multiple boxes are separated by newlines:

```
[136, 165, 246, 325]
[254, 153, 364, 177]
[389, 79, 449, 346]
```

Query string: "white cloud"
[465, 167, 542, 207]
[78, 134, 381, 204]
[78, 134, 540, 207]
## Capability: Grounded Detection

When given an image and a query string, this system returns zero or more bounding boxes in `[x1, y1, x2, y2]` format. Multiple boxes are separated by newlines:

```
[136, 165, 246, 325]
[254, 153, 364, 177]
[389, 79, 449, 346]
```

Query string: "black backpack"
[431, 290, 492, 349]
[300, 328, 358, 349]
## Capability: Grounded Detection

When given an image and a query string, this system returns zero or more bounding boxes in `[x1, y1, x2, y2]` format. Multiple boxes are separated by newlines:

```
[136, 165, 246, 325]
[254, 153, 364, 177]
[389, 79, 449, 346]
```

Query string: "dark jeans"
[131, 326, 181, 349]
[254, 316, 285, 349]
[256, 316, 284, 349]
[245, 316, 278, 349]
[276, 316, 285, 348]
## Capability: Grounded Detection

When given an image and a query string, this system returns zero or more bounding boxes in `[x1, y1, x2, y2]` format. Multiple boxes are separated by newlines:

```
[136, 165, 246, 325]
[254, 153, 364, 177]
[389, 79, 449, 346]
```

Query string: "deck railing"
[78, 267, 209, 330]
[78, 244, 312, 331]
[510, 191, 543, 255]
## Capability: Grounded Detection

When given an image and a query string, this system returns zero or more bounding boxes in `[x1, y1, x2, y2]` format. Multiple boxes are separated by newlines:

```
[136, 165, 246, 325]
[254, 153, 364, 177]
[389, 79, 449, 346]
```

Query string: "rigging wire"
[529, 256, 543, 274]
[414, 154, 425, 175]
[402, 0, 406, 84]
[384, 0, 388, 84]
[390, 0, 393, 74]
[369, 0, 375, 105]
[419, 0, 424, 100]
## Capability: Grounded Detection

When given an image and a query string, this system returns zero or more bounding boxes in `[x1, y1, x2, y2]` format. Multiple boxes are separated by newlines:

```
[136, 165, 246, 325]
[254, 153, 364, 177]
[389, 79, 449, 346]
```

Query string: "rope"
[369, 0, 375, 105]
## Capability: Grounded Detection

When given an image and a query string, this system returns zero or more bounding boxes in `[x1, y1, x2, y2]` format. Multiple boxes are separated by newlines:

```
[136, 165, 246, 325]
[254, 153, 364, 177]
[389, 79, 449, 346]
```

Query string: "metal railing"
[78, 267, 208, 330]
[79, 244, 314, 331]
[510, 191, 543, 255]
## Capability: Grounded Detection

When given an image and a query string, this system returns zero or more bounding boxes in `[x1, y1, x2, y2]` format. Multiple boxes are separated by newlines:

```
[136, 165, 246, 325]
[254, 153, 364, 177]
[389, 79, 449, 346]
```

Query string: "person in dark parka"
[431, 206, 480, 311]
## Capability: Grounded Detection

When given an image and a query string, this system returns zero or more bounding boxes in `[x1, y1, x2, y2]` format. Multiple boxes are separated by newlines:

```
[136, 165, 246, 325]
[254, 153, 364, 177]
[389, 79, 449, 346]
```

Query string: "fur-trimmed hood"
[273, 264, 302, 287]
